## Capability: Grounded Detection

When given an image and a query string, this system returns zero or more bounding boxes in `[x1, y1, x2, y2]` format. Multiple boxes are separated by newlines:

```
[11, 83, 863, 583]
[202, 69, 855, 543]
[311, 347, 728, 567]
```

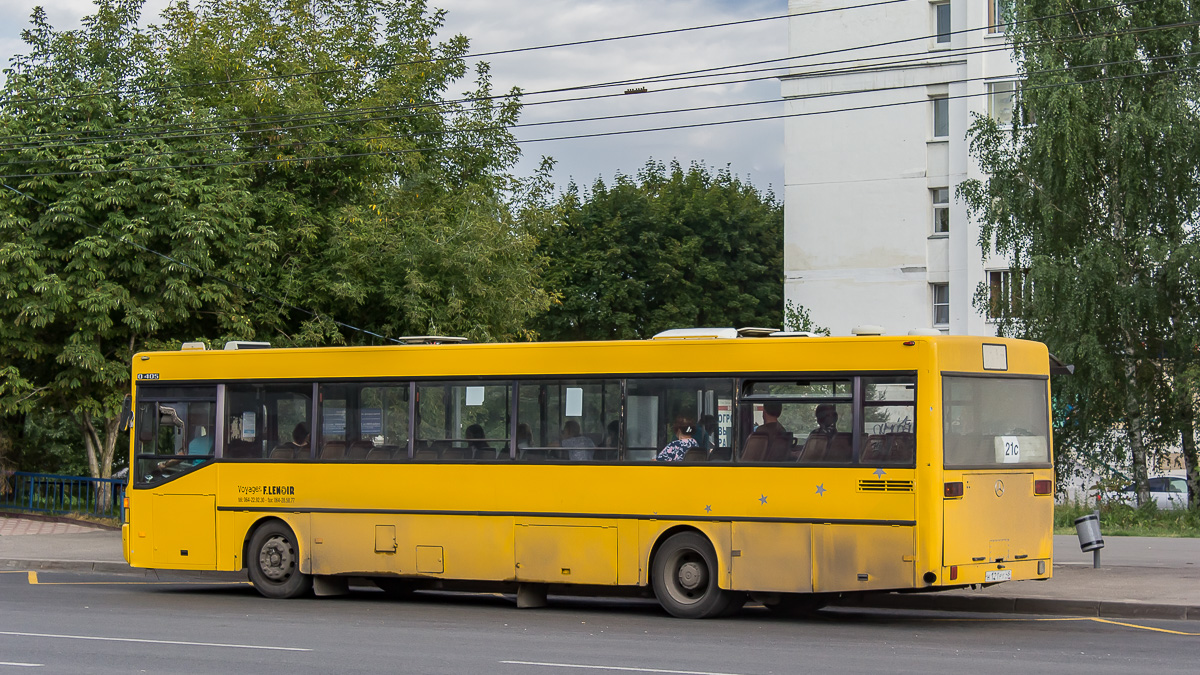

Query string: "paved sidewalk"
[1, 514, 1197, 620]
[0, 516, 108, 536]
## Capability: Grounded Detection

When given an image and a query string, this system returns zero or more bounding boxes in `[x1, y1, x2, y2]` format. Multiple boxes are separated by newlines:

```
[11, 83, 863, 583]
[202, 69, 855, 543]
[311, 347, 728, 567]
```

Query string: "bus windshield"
[942, 375, 1049, 467]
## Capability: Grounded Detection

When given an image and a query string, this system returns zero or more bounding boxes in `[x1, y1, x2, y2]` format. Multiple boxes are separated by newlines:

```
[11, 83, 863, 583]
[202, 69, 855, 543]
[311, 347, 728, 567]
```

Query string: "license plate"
[985, 570, 1012, 582]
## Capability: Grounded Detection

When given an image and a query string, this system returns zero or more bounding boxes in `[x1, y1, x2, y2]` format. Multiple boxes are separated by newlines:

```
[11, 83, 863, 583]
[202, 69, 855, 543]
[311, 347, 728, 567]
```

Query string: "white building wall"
[783, 0, 1017, 337]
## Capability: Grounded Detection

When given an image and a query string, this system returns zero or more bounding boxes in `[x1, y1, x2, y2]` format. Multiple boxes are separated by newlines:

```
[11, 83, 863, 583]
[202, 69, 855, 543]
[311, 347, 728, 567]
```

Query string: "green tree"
[156, 0, 548, 344]
[0, 1, 264, 482]
[960, 0, 1200, 506]
[0, 0, 550, 481]
[535, 160, 784, 340]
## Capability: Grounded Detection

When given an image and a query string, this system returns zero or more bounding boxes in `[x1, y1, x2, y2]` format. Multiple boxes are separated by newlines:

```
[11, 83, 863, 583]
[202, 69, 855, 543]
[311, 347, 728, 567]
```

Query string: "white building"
[782, 0, 1020, 336]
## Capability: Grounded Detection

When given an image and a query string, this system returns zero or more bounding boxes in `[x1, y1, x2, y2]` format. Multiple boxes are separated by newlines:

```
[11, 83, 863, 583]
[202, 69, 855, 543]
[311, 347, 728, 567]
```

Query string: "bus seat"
[414, 449, 438, 461]
[268, 446, 295, 460]
[320, 441, 346, 460]
[442, 448, 469, 460]
[798, 434, 828, 462]
[364, 448, 392, 461]
[345, 441, 372, 460]
[683, 448, 707, 462]
[827, 433, 853, 462]
[861, 434, 887, 463]
[226, 439, 259, 458]
[884, 433, 915, 463]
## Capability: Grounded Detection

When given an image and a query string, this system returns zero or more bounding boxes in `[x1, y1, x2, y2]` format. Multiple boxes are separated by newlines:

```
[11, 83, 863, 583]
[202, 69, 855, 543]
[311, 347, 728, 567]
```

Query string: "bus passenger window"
[417, 381, 511, 461]
[318, 383, 409, 461]
[226, 384, 312, 460]
[861, 376, 916, 466]
[625, 378, 735, 462]
[516, 380, 620, 461]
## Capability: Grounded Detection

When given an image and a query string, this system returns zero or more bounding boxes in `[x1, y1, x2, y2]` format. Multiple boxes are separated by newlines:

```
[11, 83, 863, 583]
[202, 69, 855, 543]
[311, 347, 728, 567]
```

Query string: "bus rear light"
[1034, 480, 1052, 495]
[944, 481, 964, 498]
[949, 565, 958, 581]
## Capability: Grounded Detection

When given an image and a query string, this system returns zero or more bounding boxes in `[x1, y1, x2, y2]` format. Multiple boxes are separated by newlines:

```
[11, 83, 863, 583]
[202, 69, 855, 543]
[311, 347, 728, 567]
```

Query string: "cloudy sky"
[1, 0, 789, 193]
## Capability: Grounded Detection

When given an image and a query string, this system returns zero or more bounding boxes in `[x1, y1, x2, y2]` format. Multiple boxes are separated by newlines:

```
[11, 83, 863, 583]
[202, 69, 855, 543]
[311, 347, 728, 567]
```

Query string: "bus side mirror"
[119, 394, 134, 432]
[137, 403, 156, 444]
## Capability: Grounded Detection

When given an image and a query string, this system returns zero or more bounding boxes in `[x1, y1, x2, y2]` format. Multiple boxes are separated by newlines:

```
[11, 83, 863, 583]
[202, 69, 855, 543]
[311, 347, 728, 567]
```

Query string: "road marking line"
[1087, 618, 1200, 636]
[27, 572, 36, 585]
[500, 661, 744, 675]
[927, 616, 1199, 636]
[0, 662, 43, 668]
[0, 631, 311, 652]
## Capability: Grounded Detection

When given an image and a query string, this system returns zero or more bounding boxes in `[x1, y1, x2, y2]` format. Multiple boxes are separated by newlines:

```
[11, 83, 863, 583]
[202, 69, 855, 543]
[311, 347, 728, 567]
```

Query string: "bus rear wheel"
[652, 532, 742, 619]
[247, 521, 312, 599]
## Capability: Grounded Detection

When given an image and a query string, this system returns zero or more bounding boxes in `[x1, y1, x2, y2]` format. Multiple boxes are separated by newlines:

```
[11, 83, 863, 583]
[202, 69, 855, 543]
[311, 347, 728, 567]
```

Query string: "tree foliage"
[535, 160, 783, 340]
[960, 0, 1200, 505]
[0, 0, 550, 478]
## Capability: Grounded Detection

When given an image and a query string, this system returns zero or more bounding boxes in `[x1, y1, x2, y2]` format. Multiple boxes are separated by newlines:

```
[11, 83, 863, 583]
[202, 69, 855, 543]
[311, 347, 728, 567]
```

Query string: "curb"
[838, 592, 1200, 621]
[1, 558, 133, 574]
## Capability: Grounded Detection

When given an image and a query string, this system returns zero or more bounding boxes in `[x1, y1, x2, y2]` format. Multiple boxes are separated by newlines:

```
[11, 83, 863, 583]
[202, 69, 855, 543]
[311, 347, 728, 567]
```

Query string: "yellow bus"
[123, 330, 1056, 618]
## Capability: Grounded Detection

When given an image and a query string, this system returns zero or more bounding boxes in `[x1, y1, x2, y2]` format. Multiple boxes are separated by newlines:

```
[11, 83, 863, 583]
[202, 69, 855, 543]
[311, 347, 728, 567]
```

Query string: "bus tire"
[652, 531, 741, 619]
[247, 521, 312, 599]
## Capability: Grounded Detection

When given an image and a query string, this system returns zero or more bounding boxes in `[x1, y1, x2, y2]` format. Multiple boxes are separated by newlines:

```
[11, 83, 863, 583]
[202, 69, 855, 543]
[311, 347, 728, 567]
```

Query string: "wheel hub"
[258, 535, 295, 581]
[677, 560, 706, 591]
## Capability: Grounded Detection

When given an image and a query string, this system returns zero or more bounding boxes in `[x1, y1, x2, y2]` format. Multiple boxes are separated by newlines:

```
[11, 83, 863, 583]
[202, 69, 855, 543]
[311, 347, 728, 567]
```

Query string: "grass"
[1055, 501, 1200, 537]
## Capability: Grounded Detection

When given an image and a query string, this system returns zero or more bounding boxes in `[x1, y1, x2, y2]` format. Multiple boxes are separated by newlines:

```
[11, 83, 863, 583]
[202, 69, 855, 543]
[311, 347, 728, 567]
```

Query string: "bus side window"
[626, 378, 735, 462]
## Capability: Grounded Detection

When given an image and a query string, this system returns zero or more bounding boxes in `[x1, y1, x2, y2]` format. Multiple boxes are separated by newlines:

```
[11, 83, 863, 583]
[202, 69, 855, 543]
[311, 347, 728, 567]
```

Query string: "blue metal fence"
[0, 471, 125, 521]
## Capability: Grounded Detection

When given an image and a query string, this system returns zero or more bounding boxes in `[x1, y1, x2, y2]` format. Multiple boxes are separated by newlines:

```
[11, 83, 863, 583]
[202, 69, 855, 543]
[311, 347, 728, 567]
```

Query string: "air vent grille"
[858, 479, 915, 493]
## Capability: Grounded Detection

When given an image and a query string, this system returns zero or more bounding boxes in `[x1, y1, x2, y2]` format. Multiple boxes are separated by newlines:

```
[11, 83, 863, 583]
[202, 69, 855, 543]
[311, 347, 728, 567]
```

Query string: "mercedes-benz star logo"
[994, 479, 1005, 497]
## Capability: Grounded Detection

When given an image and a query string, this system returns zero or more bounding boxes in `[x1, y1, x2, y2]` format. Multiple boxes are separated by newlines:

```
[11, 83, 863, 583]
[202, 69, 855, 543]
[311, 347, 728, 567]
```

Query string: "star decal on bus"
[704, 504, 712, 513]
[758, 494, 768, 505]
[816, 484, 827, 496]
[874, 467, 887, 477]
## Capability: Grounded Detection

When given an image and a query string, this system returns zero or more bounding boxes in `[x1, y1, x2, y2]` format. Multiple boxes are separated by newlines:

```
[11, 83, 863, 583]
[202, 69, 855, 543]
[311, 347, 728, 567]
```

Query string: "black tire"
[763, 593, 826, 617]
[651, 531, 741, 619]
[247, 520, 312, 599]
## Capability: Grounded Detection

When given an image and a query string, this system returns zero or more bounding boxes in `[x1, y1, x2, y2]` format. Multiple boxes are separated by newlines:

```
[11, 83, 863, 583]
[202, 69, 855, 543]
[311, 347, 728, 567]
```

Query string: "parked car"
[1119, 476, 1190, 509]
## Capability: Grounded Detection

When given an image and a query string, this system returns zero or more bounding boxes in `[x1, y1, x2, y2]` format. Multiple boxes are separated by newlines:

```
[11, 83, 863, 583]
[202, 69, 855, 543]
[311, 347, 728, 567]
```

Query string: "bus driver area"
[123, 331, 1055, 618]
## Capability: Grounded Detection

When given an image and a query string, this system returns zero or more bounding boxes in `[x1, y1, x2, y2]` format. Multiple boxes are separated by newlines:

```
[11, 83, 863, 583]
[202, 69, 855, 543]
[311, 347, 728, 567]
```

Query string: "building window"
[935, 3, 951, 43]
[932, 96, 949, 138]
[932, 284, 949, 326]
[988, 269, 1029, 320]
[988, 81, 1017, 125]
[989, 0, 1013, 33]
[932, 188, 950, 233]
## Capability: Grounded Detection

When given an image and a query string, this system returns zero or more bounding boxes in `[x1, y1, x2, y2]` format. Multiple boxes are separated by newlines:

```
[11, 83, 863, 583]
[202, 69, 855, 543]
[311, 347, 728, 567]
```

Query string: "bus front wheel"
[652, 532, 743, 618]
[247, 521, 312, 599]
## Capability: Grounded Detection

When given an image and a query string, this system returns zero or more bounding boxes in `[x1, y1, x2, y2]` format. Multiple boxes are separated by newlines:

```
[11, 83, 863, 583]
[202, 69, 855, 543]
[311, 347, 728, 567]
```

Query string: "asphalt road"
[1, 570, 1197, 674]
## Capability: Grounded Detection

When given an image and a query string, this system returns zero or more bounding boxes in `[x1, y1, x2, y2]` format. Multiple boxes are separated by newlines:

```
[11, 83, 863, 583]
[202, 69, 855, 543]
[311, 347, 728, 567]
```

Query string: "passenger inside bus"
[561, 420, 596, 460]
[741, 402, 791, 462]
[798, 403, 852, 462]
[657, 417, 698, 462]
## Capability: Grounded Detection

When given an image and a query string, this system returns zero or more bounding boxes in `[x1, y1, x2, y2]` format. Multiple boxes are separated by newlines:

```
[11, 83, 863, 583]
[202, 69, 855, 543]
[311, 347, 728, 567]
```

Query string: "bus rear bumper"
[940, 558, 1051, 586]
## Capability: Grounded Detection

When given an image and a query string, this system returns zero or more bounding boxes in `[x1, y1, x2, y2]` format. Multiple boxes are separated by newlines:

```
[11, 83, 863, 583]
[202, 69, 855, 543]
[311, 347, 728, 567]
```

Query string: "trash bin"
[1074, 513, 1104, 552]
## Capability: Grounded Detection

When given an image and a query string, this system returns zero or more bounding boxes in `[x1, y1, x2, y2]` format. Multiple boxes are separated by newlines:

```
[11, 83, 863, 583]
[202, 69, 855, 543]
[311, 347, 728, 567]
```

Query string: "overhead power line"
[2, 59, 1193, 181]
[0, 0, 1149, 148]
[0, 0, 908, 107]
[0, 7, 1177, 156]
[3, 43, 1195, 172]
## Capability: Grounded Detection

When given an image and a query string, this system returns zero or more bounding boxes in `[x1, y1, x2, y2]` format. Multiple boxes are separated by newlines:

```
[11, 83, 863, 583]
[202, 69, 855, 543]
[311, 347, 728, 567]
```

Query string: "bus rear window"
[943, 375, 1049, 467]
